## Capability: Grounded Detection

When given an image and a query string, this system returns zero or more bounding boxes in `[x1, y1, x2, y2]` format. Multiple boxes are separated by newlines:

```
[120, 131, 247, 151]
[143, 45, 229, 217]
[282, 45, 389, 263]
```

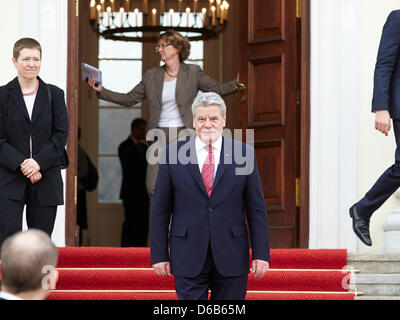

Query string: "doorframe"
[299, 0, 310, 248]
[65, 0, 79, 246]
[64, 0, 311, 248]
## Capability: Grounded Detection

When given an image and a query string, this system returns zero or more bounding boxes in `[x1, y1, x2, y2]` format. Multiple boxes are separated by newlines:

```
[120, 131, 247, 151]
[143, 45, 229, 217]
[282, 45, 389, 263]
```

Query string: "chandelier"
[89, 0, 230, 42]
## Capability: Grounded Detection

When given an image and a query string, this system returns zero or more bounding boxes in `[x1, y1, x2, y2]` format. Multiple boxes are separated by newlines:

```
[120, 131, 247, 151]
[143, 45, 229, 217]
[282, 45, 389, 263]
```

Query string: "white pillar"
[309, 0, 358, 250]
[383, 190, 400, 252]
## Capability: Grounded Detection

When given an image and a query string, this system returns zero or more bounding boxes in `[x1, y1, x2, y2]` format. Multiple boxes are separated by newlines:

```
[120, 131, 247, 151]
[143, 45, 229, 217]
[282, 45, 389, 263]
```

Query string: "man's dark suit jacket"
[0, 77, 69, 206]
[118, 136, 148, 199]
[372, 10, 400, 118]
[150, 136, 270, 278]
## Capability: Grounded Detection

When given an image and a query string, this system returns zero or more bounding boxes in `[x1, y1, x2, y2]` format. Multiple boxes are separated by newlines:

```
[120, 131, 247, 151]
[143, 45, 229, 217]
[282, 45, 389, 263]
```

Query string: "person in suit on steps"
[150, 92, 270, 300]
[350, 10, 400, 246]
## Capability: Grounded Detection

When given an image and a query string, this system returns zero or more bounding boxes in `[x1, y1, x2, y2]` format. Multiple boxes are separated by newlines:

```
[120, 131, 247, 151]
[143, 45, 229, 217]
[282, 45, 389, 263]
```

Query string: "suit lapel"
[183, 137, 208, 197]
[212, 137, 230, 193]
[175, 62, 188, 104]
[31, 79, 47, 126]
[8, 77, 30, 121]
[154, 66, 165, 107]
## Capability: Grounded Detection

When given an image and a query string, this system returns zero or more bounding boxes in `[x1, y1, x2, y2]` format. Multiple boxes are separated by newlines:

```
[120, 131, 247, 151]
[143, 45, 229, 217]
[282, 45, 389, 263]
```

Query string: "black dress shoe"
[349, 204, 372, 246]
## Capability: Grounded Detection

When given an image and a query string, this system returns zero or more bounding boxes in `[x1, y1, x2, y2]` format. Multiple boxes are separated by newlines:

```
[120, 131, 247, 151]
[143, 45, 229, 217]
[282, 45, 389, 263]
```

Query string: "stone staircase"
[348, 253, 400, 300]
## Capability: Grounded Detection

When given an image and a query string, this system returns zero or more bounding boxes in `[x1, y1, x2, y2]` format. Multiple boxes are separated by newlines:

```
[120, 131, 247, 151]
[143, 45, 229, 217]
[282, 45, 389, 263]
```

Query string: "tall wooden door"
[239, 0, 300, 248]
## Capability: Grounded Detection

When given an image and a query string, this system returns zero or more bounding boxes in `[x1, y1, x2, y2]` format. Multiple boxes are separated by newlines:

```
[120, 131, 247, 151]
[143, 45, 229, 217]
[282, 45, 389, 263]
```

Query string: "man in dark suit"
[350, 10, 400, 246]
[150, 92, 270, 300]
[119, 118, 149, 247]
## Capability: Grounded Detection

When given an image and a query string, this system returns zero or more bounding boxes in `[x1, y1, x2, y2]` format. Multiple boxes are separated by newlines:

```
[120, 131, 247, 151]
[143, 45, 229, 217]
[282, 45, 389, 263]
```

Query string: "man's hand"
[251, 259, 269, 280]
[21, 158, 41, 178]
[375, 110, 391, 136]
[152, 261, 171, 277]
[29, 172, 42, 184]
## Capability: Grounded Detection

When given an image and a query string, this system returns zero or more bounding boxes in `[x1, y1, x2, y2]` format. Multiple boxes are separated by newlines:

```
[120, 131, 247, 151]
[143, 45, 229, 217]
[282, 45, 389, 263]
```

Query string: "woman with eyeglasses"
[88, 30, 240, 198]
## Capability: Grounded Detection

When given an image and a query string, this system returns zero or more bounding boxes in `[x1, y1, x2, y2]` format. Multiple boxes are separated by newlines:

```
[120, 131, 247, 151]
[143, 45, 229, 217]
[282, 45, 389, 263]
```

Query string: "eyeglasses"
[155, 43, 171, 53]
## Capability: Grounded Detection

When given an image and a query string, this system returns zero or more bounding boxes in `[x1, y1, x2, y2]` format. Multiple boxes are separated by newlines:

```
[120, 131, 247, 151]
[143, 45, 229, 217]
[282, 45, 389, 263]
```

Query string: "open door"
[239, 0, 309, 248]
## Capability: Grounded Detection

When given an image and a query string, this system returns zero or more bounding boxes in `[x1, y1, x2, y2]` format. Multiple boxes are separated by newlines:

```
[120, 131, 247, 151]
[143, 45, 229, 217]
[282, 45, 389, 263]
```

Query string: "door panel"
[240, 0, 299, 248]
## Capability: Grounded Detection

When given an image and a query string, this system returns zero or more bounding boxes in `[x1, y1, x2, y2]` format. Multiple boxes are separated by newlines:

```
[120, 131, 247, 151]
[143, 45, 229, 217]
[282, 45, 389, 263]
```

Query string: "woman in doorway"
[88, 30, 240, 198]
[0, 38, 69, 248]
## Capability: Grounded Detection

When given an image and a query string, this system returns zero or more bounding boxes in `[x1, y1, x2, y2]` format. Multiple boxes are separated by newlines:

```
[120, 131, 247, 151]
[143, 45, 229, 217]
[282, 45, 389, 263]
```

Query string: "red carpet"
[47, 248, 355, 300]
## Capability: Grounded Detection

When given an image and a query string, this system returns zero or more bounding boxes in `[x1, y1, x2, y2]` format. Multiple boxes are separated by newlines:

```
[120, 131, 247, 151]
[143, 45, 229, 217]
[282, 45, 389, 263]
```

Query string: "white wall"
[357, 0, 400, 253]
[0, 0, 21, 83]
[310, 0, 400, 252]
[0, 0, 68, 246]
[310, 0, 358, 251]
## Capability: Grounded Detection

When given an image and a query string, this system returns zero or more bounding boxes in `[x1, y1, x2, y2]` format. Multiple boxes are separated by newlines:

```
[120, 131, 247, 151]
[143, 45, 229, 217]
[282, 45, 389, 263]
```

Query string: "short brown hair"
[159, 30, 191, 61]
[13, 38, 42, 60]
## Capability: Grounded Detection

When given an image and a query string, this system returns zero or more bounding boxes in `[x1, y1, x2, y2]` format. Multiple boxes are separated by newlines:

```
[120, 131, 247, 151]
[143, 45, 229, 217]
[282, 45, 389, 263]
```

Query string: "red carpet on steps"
[47, 247, 354, 300]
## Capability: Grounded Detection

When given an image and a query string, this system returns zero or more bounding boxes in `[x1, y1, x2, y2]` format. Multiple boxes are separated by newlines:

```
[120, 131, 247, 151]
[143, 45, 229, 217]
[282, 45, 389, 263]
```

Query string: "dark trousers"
[121, 197, 149, 247]
[356, 119, 400, 219]
[0, 182, 57, 249]
[174, 244, 248, 300]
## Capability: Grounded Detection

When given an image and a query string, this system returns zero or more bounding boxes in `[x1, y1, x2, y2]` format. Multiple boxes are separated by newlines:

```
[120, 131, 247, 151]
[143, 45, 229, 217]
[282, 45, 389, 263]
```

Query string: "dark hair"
[159, 30, 191, 61]
[13, 38, 42, 60]
[131, 118, 147, 133]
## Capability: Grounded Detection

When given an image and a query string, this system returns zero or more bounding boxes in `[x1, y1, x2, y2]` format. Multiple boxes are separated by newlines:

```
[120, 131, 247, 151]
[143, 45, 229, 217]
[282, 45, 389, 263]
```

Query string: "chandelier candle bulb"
[194, 0, 198, 13]
[90, 0, 96, 19]
[100, 0, 105, 12]
[216, 0, 221, 18]
[169, 9, 174, 26]
[152, 8, 157, 26]
[211, 5, 216, 26]
[120, 7, 124, 27]
[220, 5, 224, 24]
[209, 0, 214, 12]
[202, 7, 207, 26]
[96, 4, 101, 24]
[134, 8, 139, 26]
[186, 7, 190, 27]
[107, 6, 111, 26]
[110, 0, 115, 12]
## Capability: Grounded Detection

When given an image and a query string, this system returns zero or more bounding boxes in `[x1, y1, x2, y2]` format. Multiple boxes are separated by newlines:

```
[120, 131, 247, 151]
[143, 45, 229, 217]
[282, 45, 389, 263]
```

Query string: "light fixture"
[89, 0, 230, 42]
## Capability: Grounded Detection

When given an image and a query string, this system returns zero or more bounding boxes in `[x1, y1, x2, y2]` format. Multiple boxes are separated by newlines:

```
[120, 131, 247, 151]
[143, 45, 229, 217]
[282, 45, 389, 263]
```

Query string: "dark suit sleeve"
[372, 11, 400, 112]
[196, 66, 239, 97]
[243, 146, 270, 263]
[0, 90, 26, 171]
[33, 87, 69, 171]
[150, 147, 173, 265]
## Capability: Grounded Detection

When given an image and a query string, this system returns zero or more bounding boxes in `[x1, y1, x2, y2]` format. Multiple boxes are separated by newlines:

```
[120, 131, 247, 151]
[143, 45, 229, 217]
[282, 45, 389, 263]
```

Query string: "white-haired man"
[151, 92, 270, 300]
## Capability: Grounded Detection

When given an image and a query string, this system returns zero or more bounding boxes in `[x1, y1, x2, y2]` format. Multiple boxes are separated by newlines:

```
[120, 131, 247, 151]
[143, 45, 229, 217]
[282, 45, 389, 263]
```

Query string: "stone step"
[355, 295, 400, 300]
[350, 274, 400, 296]
[347, 253, 400, 274]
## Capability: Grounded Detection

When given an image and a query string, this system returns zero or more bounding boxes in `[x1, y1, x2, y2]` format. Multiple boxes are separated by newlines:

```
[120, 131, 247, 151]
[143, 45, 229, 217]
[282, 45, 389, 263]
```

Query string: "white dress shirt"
[195, 135, 222, 178]
[158, 79, 184, 128]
